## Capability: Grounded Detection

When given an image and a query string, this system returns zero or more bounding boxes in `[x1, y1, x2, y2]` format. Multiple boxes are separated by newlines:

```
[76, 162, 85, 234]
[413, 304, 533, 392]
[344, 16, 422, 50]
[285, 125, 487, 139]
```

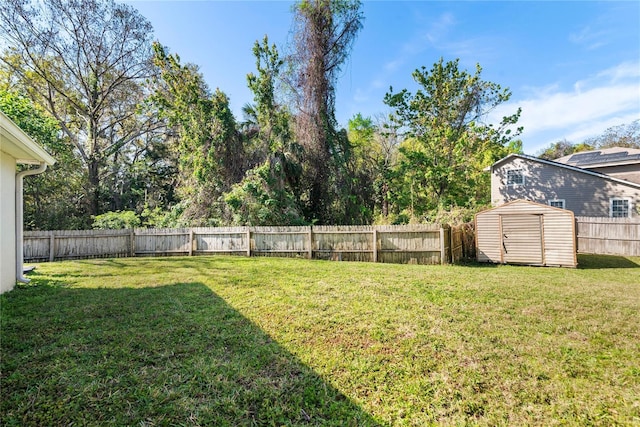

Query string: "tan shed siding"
[476, 200, 577, 267]
[542, 213, 576, 266]
[492, 157, 640, 218]
[476, 213, 501, 262]
[501, 214, 543, 264]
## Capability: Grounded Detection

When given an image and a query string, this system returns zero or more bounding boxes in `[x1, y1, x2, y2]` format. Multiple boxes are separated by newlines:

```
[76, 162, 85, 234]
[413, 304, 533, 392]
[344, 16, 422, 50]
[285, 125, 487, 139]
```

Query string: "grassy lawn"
[1, 255, 639, 426]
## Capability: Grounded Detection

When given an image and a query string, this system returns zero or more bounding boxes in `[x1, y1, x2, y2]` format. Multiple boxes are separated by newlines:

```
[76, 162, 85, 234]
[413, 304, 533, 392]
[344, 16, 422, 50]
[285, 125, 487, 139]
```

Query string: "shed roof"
[476, 199, 575, 216]
[0, 111, 56, 165]
[489, 153, 640, 190]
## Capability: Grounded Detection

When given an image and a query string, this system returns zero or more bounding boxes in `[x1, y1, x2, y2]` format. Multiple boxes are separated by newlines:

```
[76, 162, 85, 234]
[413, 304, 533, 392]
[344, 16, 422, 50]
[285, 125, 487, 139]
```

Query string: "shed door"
[500, 214, 543, 264]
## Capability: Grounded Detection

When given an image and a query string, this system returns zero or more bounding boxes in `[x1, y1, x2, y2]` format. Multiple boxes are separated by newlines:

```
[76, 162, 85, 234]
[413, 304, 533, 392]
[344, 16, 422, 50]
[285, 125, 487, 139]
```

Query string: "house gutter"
[15, 162, 48, 283]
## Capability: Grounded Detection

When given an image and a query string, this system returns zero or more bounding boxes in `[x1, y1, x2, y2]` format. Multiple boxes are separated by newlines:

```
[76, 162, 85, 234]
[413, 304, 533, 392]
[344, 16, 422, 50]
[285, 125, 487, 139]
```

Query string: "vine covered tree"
[384, 58, 522, 220]
[290, 0, 364, 223]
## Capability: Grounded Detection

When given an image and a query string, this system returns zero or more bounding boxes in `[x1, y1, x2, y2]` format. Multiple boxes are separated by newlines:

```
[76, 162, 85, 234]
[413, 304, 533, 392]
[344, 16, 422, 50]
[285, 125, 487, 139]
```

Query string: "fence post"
[130, 229, 135, 257]
[49, 233, 55, 262]
[372, 229, 378, 263]
[440, 227, 446, 265]
[574, 218, 579, 253]
[308, 227, 313, 259]
[450, 226, 455, 264]
[189, 229, 194, 256]
[246, 229, 252, 257]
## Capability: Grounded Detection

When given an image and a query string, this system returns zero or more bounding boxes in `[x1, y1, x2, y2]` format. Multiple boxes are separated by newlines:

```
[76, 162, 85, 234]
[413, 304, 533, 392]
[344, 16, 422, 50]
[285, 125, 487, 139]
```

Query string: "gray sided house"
[490, 153, 640, 218]
[554, 147, 640, 184]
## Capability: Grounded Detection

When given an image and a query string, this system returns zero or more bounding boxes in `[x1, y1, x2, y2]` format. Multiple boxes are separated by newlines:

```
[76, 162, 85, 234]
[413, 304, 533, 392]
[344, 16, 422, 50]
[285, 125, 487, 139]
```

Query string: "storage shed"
[475, 199, 577, 268]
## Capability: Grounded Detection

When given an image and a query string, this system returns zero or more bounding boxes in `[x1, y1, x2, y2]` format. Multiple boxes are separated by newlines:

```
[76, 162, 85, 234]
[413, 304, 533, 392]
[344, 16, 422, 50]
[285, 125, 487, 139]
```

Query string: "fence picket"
[575, 217, 640, 256]
[23, 224, 479, 265]
[27, 218, 635, 262]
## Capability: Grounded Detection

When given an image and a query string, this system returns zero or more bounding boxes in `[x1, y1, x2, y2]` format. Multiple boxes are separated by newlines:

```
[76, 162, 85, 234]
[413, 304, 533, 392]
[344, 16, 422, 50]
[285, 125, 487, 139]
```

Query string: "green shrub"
[92, 210, 141, 229]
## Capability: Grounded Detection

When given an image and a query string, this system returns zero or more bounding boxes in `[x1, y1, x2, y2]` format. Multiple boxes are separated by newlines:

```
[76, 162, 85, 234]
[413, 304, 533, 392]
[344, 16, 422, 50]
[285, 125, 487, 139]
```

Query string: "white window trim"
[609, 197, 632, 218]
[549, 199, 565, 209]
[506, 169, 524, 186]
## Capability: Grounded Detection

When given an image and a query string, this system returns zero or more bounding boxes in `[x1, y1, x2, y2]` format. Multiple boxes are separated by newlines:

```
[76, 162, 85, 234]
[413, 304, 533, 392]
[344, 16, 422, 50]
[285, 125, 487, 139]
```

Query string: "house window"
[549, 199, 565, 209]
[610, 198, 631, 218]
[507, 169, 524, 186]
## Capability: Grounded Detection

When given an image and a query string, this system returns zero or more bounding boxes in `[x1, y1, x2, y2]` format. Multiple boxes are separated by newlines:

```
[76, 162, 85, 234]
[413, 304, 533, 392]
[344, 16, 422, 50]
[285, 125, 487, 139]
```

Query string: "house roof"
[554, 147, 640, 168]
[490, 153, 640, 190]
[0, 111, 56, 165]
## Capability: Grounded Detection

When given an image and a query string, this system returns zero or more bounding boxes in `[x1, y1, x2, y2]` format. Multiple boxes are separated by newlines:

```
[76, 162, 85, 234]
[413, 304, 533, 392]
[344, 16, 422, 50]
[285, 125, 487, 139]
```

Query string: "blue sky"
[127, 1, 640, 155]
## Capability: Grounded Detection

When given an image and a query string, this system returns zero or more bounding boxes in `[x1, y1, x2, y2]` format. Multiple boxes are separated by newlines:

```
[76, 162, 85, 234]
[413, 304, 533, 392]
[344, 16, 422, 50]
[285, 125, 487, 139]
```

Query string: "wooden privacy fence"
[24, 224, 475, 265]
[451, 223, 475, 263]
[575, 217, 640, 256]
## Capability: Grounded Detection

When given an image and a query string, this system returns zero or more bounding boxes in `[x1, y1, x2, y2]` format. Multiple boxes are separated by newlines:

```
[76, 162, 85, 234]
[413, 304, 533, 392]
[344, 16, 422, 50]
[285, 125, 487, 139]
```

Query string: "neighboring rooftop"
[554, 147, 640, 168]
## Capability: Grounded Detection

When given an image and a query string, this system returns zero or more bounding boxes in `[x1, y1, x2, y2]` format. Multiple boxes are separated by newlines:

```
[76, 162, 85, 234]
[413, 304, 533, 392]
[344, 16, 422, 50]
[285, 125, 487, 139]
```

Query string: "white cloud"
[491, 61, 640, 154]
[384, 60, 401, 73]
[569, 25, 610, 50]
[562, 112, 640, 143]
[596, 61, 640, 81]
[518, 84, 638, 129]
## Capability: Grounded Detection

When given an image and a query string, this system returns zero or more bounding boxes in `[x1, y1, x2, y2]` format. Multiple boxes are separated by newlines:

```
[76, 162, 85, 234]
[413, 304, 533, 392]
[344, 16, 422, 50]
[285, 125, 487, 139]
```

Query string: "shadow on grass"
[577, 253, 640, 269]
[454, 255, 640, 270]
[1, 279, 382, 426]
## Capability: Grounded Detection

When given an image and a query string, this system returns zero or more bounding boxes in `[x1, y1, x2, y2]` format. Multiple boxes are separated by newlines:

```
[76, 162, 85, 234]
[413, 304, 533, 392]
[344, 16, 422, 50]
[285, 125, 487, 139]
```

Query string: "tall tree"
[225, 36, 304, 225]
[347, 113, 401, 221]
[537, 139, 593, 160]
[384, 58, 522, 220]
[0, 0, 164, 216]
[290, 0, 363, 223]
[151, 43, 243, 225]
[0, 88, 87, 229]
[584, 120, 640, 149]
[342, 113, 377, 223]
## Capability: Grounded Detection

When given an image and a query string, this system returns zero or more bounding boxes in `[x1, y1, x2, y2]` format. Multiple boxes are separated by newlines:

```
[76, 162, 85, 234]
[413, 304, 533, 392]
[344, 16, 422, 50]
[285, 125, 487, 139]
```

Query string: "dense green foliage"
[2, 0, 635, 229]
[384, 58, 523, 221]
[0, 0, 173, 218]
[92, 210, 141, 229]
[2, 255, 639, 425]
[151, 43, 242, 226]
[224, 37, 305, 226]
[0, 89, 87, 229]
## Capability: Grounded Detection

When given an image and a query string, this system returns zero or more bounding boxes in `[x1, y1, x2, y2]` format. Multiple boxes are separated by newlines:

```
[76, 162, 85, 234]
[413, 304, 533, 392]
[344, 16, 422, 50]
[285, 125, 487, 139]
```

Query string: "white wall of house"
[0, 149, 17, 293]
[1, 111, 55, 294]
